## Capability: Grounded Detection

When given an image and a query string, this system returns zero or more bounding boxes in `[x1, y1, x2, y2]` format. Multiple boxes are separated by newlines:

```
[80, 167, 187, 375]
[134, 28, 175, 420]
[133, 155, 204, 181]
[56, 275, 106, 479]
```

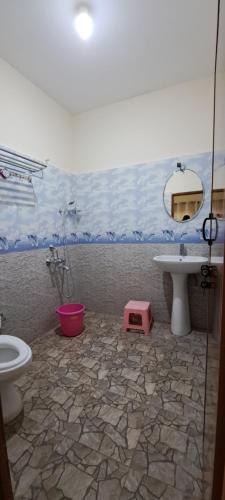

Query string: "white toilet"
[0, 335, 32, 423]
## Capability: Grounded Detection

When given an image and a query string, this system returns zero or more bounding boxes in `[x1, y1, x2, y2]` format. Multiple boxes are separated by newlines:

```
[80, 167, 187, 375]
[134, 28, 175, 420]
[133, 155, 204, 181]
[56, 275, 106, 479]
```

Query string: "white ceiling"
[0, 0, 222, 113]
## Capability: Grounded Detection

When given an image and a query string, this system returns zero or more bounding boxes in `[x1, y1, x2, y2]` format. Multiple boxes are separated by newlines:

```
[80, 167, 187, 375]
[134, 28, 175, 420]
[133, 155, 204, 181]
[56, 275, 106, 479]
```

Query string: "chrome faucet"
[0, 312, 6, 333]
[179, 243, 186, 256]
[46, 246, 65, 268]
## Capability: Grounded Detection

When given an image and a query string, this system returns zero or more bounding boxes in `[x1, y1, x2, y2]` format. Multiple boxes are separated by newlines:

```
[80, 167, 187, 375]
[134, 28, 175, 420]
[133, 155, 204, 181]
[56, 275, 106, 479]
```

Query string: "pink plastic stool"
[122, 300, 152, 336]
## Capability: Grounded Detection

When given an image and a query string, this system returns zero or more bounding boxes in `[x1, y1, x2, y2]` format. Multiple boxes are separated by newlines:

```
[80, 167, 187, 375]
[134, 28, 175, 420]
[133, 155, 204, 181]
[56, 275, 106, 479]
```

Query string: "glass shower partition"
[203, 0, 225, 498]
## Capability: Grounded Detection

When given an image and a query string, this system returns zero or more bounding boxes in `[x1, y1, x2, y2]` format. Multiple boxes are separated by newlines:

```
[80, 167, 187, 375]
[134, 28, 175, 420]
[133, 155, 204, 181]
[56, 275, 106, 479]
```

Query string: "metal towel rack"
[0, 145, 48, 207]
[0, 145, 48, 179]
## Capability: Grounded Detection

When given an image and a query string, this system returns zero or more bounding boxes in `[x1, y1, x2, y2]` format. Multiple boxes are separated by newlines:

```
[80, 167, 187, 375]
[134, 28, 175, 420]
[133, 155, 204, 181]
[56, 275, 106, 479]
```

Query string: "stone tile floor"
[5, 312, 207, 500]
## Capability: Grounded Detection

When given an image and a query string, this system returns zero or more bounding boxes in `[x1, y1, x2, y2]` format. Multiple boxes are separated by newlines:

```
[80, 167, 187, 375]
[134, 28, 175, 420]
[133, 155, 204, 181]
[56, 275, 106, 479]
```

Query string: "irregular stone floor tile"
[5, 311, 208, 499]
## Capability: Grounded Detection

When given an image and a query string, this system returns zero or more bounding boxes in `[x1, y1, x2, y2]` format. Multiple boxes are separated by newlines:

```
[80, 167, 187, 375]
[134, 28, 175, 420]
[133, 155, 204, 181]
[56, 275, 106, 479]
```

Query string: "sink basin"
[154, 254, 208, 336]
[153, 255, 208, 274]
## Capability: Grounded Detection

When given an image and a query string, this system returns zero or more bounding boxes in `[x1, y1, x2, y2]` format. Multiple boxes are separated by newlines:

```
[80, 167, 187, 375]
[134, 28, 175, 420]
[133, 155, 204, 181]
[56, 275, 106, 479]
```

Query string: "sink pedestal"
[171, 273, 191, 336]
[153, 255, 208, 337]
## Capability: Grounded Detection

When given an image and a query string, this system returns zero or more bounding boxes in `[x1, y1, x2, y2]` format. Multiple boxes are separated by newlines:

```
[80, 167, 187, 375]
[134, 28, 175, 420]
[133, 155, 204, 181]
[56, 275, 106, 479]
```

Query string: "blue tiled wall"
[0, 151, 224, 253]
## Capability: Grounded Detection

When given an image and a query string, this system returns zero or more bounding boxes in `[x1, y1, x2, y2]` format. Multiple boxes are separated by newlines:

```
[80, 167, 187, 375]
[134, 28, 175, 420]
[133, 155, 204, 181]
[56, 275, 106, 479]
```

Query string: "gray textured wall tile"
[0, 243, 210, 343]
[72, 243, 209, 331]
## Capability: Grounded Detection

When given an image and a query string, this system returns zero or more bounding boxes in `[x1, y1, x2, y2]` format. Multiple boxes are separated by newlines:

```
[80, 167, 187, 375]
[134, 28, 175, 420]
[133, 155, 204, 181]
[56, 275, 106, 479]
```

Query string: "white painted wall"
[0, 57, 73, 171]
[1, 56, 224, 176]
[214, 165, 225, 188]
[72, 76, 224, 173]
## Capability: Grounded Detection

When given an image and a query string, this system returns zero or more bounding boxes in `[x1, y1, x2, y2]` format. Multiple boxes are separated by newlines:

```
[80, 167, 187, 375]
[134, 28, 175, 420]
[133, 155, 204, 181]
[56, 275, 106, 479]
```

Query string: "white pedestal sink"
[154, 255, 208, 336]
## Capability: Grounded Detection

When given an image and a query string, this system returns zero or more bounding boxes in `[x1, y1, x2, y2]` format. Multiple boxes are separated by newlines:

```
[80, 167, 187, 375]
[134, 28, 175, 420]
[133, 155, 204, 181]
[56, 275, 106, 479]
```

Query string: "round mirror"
[212, 164, 225, 220]
[163, 168, 204, 222]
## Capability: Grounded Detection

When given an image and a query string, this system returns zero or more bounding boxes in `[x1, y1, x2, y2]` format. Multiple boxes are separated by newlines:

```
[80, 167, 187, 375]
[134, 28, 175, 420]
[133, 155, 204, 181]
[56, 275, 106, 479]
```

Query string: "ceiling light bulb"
[74, 6, 94, 40]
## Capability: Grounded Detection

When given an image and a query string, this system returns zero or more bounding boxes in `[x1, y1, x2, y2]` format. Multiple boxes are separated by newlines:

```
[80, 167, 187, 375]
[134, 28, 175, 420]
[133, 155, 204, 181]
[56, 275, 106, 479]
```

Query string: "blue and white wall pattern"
[0, 151, 224, 253]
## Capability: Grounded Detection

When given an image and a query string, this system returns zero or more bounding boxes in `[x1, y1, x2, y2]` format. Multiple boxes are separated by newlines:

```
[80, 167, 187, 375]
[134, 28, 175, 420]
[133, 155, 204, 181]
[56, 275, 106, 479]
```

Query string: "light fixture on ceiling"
[74, 5, 94, 40]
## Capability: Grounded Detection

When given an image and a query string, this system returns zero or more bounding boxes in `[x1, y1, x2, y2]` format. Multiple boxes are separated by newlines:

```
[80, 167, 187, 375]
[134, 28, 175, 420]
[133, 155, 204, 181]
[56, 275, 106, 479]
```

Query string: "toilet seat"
[0, 335, 32, 373]
[0, 335, 32, 423]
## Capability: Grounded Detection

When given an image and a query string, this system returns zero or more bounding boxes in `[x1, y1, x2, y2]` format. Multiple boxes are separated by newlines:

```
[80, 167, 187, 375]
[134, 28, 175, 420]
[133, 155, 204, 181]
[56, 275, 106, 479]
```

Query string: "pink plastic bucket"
[56, 303, 85, 337]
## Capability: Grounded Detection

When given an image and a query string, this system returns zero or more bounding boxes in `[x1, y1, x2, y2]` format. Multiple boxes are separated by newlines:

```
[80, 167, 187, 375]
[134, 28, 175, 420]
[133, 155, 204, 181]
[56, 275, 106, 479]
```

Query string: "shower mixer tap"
[46, 204, 75, 299]
[58, 263, 69, 271]
[46, 246, 65, 267]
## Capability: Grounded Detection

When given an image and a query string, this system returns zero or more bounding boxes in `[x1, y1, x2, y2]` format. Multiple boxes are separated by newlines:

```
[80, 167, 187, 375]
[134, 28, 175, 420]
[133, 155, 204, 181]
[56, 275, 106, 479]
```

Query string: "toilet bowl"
[0, 335, 32, 423]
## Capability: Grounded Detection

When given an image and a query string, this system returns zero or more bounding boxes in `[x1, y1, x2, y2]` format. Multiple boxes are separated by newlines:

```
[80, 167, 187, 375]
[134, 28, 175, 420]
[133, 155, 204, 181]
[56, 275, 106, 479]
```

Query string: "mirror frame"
[163, 168, 205, 223]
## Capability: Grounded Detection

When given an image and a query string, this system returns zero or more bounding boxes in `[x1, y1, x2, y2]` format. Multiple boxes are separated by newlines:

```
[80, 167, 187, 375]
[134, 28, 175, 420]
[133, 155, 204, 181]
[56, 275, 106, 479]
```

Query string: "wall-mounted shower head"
[67, 201, 77, 214]
[59, 200, 81, 217]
